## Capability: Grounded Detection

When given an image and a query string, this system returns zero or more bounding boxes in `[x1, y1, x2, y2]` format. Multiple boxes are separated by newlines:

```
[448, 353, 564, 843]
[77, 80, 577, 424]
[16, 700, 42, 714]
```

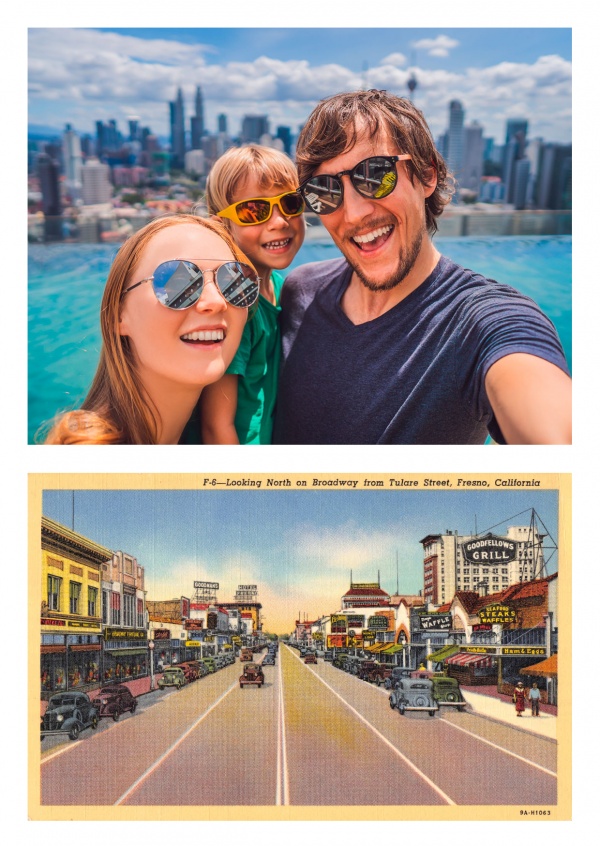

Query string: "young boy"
[200, 145, 305, 444]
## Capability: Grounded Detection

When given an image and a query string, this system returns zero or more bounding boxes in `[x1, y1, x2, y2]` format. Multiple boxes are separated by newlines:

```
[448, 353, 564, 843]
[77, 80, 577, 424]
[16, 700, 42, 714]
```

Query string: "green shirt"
[226, 270, 284, 445]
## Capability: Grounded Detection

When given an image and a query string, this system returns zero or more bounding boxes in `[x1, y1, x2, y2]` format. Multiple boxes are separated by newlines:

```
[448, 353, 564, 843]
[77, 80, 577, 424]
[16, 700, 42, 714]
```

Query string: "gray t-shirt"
[273, 255, 569, 445]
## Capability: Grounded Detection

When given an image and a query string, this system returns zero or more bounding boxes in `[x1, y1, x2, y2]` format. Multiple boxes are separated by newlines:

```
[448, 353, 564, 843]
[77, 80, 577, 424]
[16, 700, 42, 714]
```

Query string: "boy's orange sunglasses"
[217, 190, 305, 226]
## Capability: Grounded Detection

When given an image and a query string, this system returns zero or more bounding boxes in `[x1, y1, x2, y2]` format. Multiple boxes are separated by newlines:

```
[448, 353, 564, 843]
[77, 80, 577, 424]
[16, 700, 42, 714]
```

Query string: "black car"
[41, 691, 99, 740]
[262, 653, 276, 665]
[92, 684, 138, 721]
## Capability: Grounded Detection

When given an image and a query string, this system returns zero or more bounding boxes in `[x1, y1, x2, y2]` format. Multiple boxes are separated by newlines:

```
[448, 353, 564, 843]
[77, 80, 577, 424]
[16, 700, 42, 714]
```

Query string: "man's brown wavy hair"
[296, 89, 454, 234]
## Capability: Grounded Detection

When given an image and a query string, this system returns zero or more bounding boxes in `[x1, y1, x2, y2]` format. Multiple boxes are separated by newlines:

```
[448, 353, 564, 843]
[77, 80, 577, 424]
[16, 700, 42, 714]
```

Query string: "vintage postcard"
[29, 472, 570, 821]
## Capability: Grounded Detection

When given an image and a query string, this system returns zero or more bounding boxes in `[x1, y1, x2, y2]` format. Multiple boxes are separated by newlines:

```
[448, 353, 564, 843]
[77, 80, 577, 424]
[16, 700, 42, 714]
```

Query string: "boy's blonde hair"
[205, 145, 299, 218]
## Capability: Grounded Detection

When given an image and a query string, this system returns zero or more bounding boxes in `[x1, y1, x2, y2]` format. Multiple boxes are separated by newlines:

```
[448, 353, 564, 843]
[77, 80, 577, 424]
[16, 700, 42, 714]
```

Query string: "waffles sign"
[478, 604, 517, 625]
[462, 533, 517, 563]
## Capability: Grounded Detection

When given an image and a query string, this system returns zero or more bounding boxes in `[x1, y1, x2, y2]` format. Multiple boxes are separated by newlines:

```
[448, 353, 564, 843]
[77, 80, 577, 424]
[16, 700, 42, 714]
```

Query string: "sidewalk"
[460, 686, 557, 740]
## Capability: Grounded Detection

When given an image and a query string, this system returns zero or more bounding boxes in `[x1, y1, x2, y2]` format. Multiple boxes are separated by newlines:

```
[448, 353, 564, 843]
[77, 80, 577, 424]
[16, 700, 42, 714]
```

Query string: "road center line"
[275, 655, 289, 805]
[292, 651, 455, 806]
[113, 681, 239, 806]
[439, 718, 558, 777]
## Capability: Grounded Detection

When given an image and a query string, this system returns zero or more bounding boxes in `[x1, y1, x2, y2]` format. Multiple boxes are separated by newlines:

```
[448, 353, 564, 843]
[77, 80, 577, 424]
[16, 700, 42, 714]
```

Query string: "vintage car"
[431, 675, 467, 709]
[201, 657, 217, 673]
[262, 653, 275, 665]
[323, 650, 335, 662]
[240, 648, 254, 662]
[239, 662, 265, 688]
[333, 653, 350, 669]
[178, 662, 200, 682]
[304, 652, 317, 664]
[93, 684, 137, 721]
[357, 660, 392, 685]
[344, 656, 361, 675]
[384, 667, 417, 690]
[158, 666, 187, 689]
[389, 678, 438, 716]
[41, 691, 99, 740]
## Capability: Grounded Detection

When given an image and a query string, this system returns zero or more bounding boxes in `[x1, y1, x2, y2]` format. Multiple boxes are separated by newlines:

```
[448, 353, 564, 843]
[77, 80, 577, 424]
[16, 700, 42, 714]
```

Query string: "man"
[529, 682, 541, 716]
[273, 90, 571, 444]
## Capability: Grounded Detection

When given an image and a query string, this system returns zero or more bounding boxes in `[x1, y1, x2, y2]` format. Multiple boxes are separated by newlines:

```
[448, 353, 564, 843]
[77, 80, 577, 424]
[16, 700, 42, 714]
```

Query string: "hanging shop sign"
[347, 615, 365, 628]
[153, 629, 170, 640]
[331, 615, 347, 633]
[479, 604, 517, 625]
[462, 533, 517, 564]
[501, 647, 546, 656]
[419, 613, 452, 631]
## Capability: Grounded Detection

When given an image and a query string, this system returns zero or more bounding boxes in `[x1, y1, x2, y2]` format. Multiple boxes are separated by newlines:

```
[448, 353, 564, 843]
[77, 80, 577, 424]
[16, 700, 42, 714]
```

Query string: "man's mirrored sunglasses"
[122, 259, 260, 309]
[217, 190, 305, 226]
[299, 154, 412, 215]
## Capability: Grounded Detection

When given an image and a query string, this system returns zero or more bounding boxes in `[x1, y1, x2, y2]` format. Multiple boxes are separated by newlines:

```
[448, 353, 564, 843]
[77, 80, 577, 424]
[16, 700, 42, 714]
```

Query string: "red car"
[93, 684, 137, 721]
[304, 653, 317, 664]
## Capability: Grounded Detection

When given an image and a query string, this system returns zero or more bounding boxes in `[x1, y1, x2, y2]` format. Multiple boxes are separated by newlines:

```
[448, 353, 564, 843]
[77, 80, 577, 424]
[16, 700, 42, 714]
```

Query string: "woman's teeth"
[181, 330, 224, 342]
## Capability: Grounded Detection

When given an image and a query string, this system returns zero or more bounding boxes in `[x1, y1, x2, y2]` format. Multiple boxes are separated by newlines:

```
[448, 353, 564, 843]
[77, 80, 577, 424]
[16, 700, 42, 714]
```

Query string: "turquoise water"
[29, 236, 571, 444]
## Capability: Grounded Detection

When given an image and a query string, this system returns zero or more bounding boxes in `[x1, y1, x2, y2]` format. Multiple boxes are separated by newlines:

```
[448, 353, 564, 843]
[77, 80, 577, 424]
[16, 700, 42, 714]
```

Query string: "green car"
[431, 675, 467, 709]
[201, 657, 216, 673]
[158, 666, 186, 689]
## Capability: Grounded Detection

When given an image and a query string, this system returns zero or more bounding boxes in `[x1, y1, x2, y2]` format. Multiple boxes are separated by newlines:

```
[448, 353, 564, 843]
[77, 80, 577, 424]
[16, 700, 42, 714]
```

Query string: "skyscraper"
[217, 114, 228, 134]
[461, 123, 484, 194]
[446, 100, 465, 193]
[169, 87, 186, 169]
[241, 115, 269, 144]
[37, 152, 63, 241]
[191, 86, 205, 150]
[81, 158, 112, 205]
[62, 124, 83, 199]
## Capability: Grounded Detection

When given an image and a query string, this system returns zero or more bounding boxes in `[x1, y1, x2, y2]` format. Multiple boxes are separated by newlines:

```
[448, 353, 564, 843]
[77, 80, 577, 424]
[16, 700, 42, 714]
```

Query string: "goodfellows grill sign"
[462, 533, 517, 563]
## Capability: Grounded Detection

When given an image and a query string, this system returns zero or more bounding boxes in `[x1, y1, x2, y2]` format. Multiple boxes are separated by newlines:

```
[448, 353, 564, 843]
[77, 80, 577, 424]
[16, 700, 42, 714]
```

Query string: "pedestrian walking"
[529, 682, 541, 716]
[513, 681, 527, 716]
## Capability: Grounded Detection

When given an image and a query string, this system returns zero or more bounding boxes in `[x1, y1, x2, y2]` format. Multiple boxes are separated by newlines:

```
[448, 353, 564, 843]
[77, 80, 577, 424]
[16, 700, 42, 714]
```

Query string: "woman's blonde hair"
[204, 145, 299, 220]
[45, 214, 252, 445]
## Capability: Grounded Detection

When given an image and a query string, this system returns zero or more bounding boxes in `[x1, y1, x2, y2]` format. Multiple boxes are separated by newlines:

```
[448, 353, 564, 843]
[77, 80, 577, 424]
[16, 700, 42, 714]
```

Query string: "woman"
[45, 214, 259, 444]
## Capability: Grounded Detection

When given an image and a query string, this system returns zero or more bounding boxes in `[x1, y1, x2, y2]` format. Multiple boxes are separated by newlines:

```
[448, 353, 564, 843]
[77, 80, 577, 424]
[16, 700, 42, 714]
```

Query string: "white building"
[81, 158, 112, 205]
[421, 526, 545, 606]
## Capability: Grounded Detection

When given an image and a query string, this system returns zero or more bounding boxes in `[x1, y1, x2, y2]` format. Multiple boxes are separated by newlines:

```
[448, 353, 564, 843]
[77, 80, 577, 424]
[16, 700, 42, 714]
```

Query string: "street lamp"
[149, 639, 155, 690]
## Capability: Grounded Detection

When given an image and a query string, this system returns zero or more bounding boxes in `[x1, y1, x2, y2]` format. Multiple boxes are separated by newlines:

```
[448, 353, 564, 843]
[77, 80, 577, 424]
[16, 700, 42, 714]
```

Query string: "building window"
[123, 593, 135, 627]
[47, 575, 62, 611]
[88, 586, 98, 617]
[102, 590, 109, 624]
[111, 591, 121, 625]
[69, 581, 81, 614]
[137, 598, 144, 629]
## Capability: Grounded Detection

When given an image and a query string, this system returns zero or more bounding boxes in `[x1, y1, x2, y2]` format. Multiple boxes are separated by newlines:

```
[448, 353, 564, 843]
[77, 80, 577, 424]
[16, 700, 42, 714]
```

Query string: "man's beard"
[345, 226, 424, 292]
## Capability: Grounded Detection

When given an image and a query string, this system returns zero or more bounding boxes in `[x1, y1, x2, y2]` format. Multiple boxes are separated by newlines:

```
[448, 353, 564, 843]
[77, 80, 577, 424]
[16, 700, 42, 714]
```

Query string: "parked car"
[213, 655, 226, 670]
[92, 684, 137, 721]
[239, 663, 265, 688]
[384, 667, 416, 690]
[304, 653, 317, 664]
[158, 666, 187, 689]
[344, 656, 361, 675]
[201, 657, 217, 673]
[41, 691, 99, 740]
[333, 653, 349, 669]
[431, 675, 467, 709]
[389, 678, 438, 716]
[179, 662, 200, 682]
[358, 660, 392, 686]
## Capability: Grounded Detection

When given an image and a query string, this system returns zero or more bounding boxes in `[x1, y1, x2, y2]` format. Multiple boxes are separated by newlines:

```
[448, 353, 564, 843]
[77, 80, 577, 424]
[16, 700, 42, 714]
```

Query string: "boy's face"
[228, 177, 305, 282]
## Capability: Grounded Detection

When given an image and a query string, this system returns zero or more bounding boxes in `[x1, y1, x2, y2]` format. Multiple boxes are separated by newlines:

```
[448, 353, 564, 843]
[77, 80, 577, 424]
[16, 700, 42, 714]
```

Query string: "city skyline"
[28, 28, 572, 145]
[42, 486, 559, 634]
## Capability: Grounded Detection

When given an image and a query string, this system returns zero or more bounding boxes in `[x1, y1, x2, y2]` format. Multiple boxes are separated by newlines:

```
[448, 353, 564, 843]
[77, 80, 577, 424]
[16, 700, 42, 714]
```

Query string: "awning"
[445, 652, 494, 669]
[106, 648, 148, 656]
[367, 643, 390, 653]
[520, 653, 557, 678]
[380, 644, 404, 654]
[427, 644, 460, 662]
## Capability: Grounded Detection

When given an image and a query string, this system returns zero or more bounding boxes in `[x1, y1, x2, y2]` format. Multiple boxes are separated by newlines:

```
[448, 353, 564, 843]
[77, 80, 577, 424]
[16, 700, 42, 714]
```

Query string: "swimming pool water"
[28, 236, 571, 444]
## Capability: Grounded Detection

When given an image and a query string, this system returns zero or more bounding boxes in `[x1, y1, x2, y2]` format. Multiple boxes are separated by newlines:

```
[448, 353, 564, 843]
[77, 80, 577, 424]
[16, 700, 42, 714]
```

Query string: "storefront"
[102, 627, 148, 682]
[519, 653, 557, 705]
[41, 625, 102, 695]
[445, 651, 497, 685]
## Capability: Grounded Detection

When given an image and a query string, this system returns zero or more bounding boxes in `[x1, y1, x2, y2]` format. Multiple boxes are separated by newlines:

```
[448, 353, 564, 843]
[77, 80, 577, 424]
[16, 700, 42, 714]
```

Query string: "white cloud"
[380, 52, 408, 67]
[411, 35, 460, 57]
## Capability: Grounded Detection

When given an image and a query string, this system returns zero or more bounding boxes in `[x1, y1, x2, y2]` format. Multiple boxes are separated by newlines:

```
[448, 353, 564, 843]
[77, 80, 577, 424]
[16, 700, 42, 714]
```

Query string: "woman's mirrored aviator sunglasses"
[122, 260, 260, 309]
[299, 154, 412, 215]
[217, 190, 305, 226]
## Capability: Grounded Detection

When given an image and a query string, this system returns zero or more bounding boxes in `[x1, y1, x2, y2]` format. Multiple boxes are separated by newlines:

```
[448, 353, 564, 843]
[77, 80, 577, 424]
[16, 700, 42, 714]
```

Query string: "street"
[40, 644, 557, 807]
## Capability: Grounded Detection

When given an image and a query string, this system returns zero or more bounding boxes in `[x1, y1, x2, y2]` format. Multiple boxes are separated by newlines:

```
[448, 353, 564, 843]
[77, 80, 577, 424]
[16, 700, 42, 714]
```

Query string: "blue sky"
[42, 487, 559, 633]
[28, 27, 572, 145]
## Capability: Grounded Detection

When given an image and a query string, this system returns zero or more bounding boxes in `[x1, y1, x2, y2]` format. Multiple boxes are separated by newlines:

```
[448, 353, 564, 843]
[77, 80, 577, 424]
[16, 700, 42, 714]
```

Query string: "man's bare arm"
[485, 353, 571, 444]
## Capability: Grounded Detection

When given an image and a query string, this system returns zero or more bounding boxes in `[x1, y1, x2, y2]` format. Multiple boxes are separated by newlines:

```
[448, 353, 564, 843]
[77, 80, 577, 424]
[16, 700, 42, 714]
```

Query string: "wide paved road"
[40, 644, 557, 807]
